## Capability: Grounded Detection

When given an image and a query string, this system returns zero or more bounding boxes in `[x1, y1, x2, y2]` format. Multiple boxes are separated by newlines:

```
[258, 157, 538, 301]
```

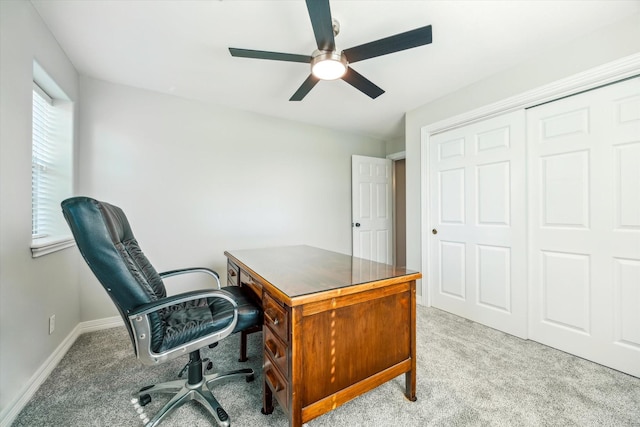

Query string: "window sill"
[31, 236, 75, 258]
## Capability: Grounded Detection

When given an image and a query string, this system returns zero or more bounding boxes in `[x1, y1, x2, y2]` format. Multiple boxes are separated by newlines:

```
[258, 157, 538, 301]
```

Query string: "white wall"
[0, 0, 80, 419]
[77, 76, 385, 320]
[385, 136, 405, 156]
[404, 13, 640, 293]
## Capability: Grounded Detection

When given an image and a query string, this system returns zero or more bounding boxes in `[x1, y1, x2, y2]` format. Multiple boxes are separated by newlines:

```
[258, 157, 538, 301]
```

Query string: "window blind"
[32, 84, 57, 239]
[30, 63, 75, 257]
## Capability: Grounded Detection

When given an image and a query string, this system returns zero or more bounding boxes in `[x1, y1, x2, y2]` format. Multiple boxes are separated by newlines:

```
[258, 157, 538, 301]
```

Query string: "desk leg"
[405, 370, 417, 401]
[405, 281, 417, 402]
[261, 381, 274, 415]
[239, 330, 248, 362]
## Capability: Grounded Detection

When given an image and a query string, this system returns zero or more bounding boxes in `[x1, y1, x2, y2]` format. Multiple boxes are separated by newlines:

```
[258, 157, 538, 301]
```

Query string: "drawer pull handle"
[228, 269, 236, 277]
[265, 309, 280, 326]
[265, 369, 283, 392]
[265, 339, 282, 359]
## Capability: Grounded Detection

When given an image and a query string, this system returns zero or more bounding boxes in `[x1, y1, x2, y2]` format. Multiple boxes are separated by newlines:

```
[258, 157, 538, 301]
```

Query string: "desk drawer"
[240, 271, 262, 298]
[263, 293, 288, 342]
[264, 326, 288, 377]
[227, 261, 239, 287]
[264, 358, 289, 413]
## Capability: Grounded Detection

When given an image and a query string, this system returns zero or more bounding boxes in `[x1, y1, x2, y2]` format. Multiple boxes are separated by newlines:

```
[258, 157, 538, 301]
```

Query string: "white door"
[352, 155, 393, 264]
[528, 77, 640, 377]
[429, 110, 528, 338]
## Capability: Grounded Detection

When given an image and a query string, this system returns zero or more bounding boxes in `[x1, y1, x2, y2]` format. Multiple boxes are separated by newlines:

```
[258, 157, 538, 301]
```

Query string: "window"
[31, 62, 75, 257]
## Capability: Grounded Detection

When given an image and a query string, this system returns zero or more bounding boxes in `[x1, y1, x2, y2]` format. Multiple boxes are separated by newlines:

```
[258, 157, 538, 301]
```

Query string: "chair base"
[131, 367, 255, 427]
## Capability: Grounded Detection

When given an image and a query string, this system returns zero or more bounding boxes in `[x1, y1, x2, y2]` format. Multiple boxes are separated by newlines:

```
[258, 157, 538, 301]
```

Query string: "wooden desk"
[224, 245, 422, 426]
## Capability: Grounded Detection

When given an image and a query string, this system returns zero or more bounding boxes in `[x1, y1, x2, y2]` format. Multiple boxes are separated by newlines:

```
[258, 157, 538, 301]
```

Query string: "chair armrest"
[128, 289, 239, 365]
[159, 267, 221, 289]
[128, 288, 237, 318]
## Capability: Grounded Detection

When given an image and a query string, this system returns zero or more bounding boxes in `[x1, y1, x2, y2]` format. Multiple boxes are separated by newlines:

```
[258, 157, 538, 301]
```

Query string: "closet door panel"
[429, 110, 527, 338]
[528, 77, 640, 377]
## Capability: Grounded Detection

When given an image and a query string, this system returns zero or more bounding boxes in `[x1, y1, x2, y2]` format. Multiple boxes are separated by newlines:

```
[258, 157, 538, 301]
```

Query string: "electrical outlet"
[49, 315, 55, 335]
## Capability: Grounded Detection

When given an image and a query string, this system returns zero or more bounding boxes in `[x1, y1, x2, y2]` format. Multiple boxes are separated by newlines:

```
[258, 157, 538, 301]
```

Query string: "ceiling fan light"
[312, 60, 346, 80]
[311, 51, 348, 80]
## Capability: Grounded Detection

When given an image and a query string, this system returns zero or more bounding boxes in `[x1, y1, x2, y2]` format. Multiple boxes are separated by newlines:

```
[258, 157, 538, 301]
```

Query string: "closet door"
[528, 77, 640, 377]
[429, 110, 527, 338]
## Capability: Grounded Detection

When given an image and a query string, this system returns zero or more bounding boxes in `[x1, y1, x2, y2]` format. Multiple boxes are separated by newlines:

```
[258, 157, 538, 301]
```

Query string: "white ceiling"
[31, 0, 639, 141]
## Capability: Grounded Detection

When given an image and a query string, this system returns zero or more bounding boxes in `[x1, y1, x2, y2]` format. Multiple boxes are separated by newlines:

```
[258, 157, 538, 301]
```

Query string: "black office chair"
[61, 196, 262, 427]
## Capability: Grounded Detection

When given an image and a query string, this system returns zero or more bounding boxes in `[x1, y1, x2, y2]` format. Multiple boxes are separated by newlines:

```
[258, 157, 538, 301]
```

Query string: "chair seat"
[159, 286, 261, 353]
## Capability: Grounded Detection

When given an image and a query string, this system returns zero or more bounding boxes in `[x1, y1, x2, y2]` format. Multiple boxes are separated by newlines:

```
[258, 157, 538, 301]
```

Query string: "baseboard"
[78, 315, 124, 333]
[416, 292, 426, 307]
[0, 316, 123, 427]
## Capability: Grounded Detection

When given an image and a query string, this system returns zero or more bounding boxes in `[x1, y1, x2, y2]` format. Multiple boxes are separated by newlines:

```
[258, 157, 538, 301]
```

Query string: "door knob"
[354, 223, 361, 227]
[432, 229, 438, 235]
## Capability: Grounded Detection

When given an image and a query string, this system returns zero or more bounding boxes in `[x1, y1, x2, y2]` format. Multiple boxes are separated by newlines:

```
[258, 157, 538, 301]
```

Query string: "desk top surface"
[225, 245, 421, 300]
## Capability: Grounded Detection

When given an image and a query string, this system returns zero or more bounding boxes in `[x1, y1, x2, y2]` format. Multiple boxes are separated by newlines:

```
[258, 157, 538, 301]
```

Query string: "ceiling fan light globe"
[312, 60, 346, 80]
[311, 51, 348, 80]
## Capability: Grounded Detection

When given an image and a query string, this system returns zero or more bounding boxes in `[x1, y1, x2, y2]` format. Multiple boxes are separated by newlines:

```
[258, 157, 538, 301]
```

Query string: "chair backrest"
[61, 196, 166, 353]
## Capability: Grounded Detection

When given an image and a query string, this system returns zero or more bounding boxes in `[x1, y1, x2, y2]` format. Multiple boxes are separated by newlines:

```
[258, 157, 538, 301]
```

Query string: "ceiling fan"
[229, 0, 433, 101]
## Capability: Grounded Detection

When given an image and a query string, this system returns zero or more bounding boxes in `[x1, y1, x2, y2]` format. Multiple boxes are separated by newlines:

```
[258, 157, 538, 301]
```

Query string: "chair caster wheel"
[246, 374, 255, 383]
[139, 394, 152, 406]
[216, 407, 229, 422]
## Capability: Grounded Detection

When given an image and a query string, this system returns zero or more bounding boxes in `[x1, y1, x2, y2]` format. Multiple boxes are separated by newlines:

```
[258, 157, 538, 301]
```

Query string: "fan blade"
[305, 0, 335, 52]
[229, 48, 311, 63]
[290, 75, 320, 101]
[341, 68, 384, 99]
[342, 25, 432, 64]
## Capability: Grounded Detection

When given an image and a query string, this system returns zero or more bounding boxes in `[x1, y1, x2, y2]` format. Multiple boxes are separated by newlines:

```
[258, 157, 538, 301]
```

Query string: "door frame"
[420, 53, 640, 307]
[388, 151, 406, 268]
